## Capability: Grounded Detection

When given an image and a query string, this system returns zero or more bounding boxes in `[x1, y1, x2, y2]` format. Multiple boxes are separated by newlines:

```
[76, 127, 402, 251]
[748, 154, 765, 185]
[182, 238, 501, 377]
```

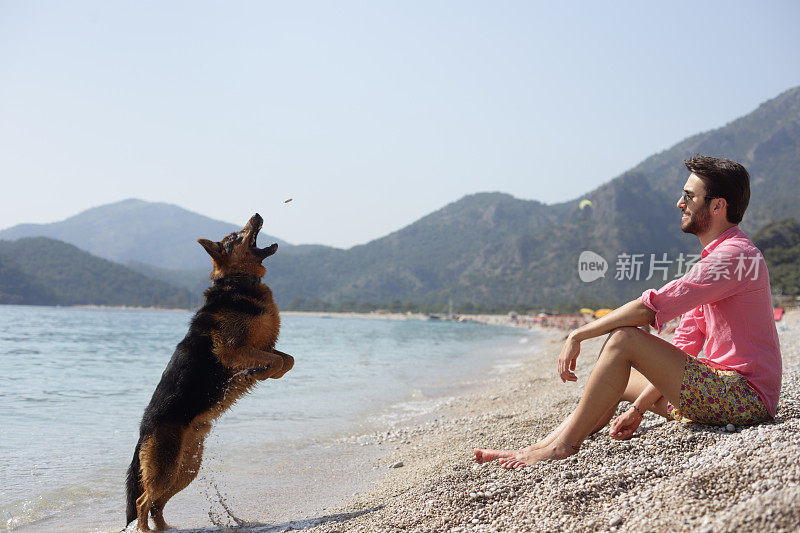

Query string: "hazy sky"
[2, 1, 799, 248]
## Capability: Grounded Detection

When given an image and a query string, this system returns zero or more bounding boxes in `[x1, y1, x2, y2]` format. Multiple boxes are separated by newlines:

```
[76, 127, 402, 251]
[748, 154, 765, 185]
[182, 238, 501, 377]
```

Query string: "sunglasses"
[680, 191, 717, 204]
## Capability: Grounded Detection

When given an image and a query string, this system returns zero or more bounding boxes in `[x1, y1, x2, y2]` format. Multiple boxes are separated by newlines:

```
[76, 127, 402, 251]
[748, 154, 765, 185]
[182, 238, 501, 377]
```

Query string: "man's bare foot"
[497, 440, 578, 469]
[474, 436, 557, 463]
[473, 448, 516, 463]
[473, 443, 547, 463]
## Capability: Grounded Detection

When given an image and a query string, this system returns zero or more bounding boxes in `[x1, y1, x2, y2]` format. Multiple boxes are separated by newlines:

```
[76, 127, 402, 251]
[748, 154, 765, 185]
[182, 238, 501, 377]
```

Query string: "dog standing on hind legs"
[125, 213, 294, 532]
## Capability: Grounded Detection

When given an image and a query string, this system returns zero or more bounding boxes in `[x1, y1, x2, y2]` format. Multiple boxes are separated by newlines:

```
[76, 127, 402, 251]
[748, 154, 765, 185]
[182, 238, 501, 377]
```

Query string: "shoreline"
[207, 322, 547, 532]
[202, 328, 545, 532]
[281, 310, 431, 322]
[291, 310, 800, 533]
[3, 304, 577, 334]
[6, 313, 541, 533]
[11, 307, 796, 531]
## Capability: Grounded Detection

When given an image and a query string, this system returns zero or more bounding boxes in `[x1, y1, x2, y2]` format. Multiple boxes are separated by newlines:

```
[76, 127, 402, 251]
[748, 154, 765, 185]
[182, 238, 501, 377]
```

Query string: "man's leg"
[475, 360, 670, 464]
[499, 327, 686, 468]
[474, 407, 615, 464]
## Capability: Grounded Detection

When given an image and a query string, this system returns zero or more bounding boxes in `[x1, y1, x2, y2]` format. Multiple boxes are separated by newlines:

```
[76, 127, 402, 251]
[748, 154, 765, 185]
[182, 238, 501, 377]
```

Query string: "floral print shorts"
[666, 356, 770, 426]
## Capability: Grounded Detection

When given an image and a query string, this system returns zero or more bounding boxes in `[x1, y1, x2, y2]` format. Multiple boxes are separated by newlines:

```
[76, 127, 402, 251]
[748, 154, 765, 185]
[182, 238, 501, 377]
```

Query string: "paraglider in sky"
[579, 199, 593, 210]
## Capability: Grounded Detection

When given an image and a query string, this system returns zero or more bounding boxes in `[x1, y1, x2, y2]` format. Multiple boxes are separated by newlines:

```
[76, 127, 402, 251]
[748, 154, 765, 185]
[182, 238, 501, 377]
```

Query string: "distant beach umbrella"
[579, 308, 595, 315]
[594, 308, 613, 318]
[579, 199, 593, 210]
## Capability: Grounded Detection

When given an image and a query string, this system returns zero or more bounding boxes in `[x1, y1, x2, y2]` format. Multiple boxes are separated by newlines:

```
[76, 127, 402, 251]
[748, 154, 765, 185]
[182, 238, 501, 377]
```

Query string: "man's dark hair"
[684, 154, 750, 224]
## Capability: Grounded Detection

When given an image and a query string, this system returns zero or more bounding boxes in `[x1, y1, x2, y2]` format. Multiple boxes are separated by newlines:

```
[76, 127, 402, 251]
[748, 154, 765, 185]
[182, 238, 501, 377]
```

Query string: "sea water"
[0, 305, 543, 532]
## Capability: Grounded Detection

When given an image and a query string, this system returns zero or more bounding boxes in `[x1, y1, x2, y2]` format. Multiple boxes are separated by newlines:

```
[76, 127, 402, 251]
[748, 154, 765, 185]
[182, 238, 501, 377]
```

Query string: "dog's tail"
[125, 437, 144, 527]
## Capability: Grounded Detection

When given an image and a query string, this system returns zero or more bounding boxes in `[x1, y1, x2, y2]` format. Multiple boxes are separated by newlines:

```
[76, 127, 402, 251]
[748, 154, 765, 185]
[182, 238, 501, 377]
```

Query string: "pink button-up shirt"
[640, 226, 782, 417]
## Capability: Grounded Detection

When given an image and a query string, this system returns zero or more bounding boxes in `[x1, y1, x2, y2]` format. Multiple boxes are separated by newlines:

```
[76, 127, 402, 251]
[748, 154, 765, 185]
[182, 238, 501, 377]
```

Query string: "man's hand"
[555, 299, 655, 383]
[557, 333, 581, 382]
[609, 407, 642, 440]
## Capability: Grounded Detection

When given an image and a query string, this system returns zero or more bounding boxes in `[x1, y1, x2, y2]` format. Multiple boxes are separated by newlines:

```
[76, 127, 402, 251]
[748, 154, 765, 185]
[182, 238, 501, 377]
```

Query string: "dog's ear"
[198, 239, 224, 261]
[256, 242, 278, 260]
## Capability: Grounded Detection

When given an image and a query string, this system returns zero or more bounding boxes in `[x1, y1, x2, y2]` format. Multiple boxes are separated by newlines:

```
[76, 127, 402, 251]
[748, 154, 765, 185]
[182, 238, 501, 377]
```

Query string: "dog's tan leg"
[150, 424, 209, 531]
[149, 506, 171, 531]
[136, 491, 153, 533]
[221, 346, 285, 377]
[137, 426, 184, 532]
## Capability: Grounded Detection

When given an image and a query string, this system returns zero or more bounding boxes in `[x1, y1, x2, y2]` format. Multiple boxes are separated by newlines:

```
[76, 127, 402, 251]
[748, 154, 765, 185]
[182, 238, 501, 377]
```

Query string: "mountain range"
[0, 237, 193, 307]
[2, 86, 799, 310]
[0, 199, 288, 271]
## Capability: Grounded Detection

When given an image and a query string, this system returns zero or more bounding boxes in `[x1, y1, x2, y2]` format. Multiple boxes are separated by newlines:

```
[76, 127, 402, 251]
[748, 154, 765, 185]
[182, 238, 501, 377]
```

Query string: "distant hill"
[263, 86, 800, 310]
[753, 218, 800, 297]
[0, 237, 194, 308]
[0, 199, 292, 270]
[4, 86, 799, 312]
[261, 173, 690, 310]
[265, 192, 565, 304]
[125, 261, 211, 296]
[621, 86, 800, 234]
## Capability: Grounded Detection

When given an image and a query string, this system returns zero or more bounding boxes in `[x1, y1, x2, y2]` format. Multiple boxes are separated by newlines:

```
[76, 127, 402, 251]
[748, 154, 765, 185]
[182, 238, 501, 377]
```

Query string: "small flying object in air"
[579, 199, 593, 210]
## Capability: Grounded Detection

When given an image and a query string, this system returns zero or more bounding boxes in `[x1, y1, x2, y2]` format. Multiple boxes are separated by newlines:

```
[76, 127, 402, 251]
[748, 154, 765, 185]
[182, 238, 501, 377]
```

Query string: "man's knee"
[607, 326, 644, 346]
[599, 327, 644, 361]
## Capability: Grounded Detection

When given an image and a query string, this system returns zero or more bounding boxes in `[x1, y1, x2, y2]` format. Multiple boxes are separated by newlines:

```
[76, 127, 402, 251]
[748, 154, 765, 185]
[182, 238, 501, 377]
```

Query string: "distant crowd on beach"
[509, 313, 587, 331]
[506, 311, 674, 333]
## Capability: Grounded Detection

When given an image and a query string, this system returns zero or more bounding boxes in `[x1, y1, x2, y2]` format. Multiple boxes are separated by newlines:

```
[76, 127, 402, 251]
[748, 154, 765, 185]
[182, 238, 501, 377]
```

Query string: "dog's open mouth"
[244, 213, 278, 259]
[246, 214, 263, 248]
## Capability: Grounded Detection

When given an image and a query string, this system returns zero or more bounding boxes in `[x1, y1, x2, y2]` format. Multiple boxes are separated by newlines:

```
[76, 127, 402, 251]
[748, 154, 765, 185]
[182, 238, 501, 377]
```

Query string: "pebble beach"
[289, 310, 800, 533]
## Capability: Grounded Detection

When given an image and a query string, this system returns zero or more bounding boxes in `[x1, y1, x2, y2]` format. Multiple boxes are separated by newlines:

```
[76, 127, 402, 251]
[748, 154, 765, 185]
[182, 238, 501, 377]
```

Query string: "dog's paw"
[270, 353, 294, 379]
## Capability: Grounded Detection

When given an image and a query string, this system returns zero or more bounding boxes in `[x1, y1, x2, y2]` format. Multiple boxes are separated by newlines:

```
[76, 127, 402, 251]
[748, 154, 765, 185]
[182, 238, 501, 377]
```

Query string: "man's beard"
[681, 204, 712, 235]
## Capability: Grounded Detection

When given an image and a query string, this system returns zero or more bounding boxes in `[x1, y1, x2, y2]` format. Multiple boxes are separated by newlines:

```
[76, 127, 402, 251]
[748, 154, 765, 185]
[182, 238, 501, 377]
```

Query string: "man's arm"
[557, 299, 655, 382]
[570, 299, 655, 343]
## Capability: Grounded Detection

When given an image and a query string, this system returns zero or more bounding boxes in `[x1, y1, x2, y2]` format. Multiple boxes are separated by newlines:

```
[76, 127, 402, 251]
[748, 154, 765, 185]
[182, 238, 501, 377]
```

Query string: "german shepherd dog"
[125, 213, 294, 532]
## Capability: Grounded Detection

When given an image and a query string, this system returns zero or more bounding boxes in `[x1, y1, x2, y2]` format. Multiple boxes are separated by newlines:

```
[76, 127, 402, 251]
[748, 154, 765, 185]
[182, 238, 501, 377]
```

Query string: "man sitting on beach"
[475, 155, 782, 468]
